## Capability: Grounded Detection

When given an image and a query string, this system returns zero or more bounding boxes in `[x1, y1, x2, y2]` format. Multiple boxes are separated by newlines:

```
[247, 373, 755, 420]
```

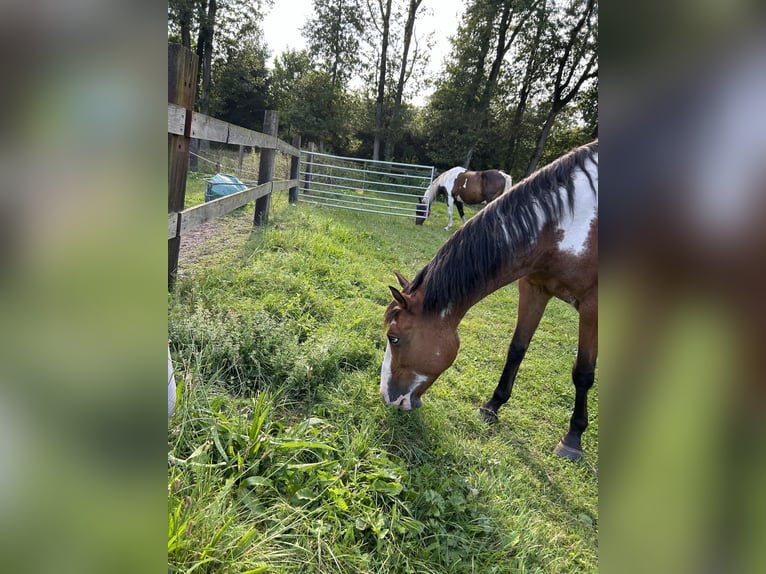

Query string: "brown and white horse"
[416, 167, 513, 230]
[383, 141, 598, 460]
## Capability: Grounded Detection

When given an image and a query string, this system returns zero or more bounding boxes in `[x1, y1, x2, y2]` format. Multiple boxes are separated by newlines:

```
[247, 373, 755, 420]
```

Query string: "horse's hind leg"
[554, 293, 598, 460]
[455, 200, 465, 224]
[480, 278, 550, 423]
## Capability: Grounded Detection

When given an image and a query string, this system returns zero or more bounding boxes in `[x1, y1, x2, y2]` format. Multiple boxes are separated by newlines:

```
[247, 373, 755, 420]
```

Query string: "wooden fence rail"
[167, 43, 300, 287]
[167, 103, 300, 156]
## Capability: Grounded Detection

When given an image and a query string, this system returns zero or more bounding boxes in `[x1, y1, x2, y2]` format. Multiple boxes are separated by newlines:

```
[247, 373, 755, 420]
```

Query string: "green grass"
[168, 191, 598, 573]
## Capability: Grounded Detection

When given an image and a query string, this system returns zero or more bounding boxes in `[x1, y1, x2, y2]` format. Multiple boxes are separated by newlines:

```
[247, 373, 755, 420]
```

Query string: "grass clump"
[169, 192, 598, 573]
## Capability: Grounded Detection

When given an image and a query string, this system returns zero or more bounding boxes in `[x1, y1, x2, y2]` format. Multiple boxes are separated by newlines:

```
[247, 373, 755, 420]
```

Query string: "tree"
[210, 38, 270, 130]
[525, 0, 597, 174]
[195, 0, 217, 116]
[372, 0, 393, 160]
[424, 0, 541, 168]
[383, 0, 425, 162]
[268, 49, 314, 136]
[503, 0, 550, 172]
[168, 0, 271, 113]
[304, 0, 365, 90]
[168, 0, 195, 48]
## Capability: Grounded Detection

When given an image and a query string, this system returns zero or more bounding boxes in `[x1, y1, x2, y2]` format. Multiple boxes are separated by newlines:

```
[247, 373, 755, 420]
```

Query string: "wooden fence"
[167, 43, 301, 287]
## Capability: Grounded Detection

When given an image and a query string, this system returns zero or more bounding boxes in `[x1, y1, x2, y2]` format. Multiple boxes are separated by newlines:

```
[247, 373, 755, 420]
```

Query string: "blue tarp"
[205, 173, 248, 202]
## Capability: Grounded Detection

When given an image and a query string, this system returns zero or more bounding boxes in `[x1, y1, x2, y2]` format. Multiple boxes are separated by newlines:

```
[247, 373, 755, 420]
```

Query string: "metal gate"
[299, 150, 435, 218]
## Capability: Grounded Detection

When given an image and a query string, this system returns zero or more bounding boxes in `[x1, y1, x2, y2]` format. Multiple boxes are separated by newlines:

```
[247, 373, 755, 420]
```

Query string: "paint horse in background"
[383, 141, 598, 460]
[415, 167, 513, 230]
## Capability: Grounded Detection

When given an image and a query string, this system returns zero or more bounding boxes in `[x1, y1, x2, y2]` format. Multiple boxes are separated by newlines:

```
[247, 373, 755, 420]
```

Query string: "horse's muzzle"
[415, 201, 429, 225]
[382, 389, 423, 410]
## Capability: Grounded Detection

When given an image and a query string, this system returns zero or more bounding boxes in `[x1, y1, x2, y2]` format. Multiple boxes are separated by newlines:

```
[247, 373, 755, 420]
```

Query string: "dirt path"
[177, 212, 253, 275]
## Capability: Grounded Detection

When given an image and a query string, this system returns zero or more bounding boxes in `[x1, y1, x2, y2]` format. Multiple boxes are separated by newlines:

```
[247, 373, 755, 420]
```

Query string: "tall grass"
[168, 192, 598, 573]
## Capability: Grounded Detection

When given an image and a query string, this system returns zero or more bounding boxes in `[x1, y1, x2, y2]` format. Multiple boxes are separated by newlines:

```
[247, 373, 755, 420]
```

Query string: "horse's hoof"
[553, 440, 583, 461]
[478, 406, 499, 424]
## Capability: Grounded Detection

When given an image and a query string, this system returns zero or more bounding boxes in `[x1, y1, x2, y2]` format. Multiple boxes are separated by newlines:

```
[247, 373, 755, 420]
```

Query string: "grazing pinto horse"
[416, 167, 513, 230]
[383, 141, 598, 460]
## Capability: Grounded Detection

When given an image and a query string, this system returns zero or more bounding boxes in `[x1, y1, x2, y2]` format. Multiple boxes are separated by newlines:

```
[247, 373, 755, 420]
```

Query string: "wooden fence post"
[168, 43, 198, 289]
[254, 110, 279, 226]
[289, 134, 301, 204]
[303, 142, 315, 195]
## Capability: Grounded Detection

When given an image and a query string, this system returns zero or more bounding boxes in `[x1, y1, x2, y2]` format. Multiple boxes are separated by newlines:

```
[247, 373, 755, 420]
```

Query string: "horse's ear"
[389, 286, 408, 309]
[393, 271, 410, 289]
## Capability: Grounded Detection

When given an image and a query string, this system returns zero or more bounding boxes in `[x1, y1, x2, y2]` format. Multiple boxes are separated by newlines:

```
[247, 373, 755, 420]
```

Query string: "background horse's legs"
[554, 293, 598, 460]
[445, 194, 454, 230]
[455, 200, 465, 224]
[480, 278, 551, 422]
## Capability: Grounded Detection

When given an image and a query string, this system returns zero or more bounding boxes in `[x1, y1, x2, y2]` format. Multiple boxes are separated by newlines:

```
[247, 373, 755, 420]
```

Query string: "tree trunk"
[373, 0, 392, 161]
[199, 0, 216, 116]
[196, 0, 217, 158]
[526, 0, 596, 174]
[508, 6, 546, 166]
[177, 0, 193, 48]
[384, 0, 422, 162]
[466, 0, 536, 163]
[526, 105, 558, 175]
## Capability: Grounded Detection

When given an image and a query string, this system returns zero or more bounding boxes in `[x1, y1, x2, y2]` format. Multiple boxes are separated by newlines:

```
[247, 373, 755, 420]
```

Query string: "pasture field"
[168, 190, 598, 573]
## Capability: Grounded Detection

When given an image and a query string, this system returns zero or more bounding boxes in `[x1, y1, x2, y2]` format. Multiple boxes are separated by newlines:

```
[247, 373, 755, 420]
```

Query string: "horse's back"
[481, 170, 510, 202]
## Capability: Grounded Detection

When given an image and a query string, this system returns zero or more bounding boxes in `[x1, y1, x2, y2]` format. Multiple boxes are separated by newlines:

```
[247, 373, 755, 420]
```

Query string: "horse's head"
[380, 272, 459, 409]
[415, 199, 429, 225]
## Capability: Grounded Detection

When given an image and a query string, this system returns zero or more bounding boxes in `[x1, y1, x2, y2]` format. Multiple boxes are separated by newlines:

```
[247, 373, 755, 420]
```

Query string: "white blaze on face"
[380, 343, 393, 402]
[380, 343, 429, 410]
[557, 154, 598, 256]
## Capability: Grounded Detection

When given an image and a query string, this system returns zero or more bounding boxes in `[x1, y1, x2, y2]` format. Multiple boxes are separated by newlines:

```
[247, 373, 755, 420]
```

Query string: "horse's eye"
[388, 335, 400, 345]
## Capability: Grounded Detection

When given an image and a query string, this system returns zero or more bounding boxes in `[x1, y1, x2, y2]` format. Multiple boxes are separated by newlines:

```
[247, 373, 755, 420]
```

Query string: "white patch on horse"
[381, 345, 428, 410]
[499, 171, 513, 194]
[394, 375, 428, 410]
[379, 343, 393, 402]
[412, 373, 428, 385]
[557, 154, 598, 256]
[440, 303, 452, 319]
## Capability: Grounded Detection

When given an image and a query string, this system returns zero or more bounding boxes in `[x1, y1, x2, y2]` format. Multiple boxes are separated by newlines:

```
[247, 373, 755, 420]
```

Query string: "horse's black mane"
[405, 141, 598, 314]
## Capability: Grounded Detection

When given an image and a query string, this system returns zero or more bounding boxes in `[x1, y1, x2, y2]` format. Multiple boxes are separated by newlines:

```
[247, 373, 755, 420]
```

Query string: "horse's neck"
[423, 246, 536, 326]
[425, 168, 462, 203]
[423, 182, 438, 203]
[445, 269, 528, 326]
[424, 176, 445, 203]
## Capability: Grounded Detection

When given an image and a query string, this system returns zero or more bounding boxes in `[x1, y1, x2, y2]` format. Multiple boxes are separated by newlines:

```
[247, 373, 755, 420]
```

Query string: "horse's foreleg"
[455, 201, 465, 224]
[445, 196, 454, 230]
[554, 292, 598, 460]
[480, 278, 551, 422]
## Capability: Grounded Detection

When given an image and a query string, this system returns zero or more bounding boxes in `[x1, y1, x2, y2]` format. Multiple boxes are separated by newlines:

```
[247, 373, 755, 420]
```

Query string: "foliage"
[168, 193, 598, 572]
[168, 0, 597, 180]
[303, 0, 365, 90]
[210, 37, 270, 130]
[421, 0, 597, 176]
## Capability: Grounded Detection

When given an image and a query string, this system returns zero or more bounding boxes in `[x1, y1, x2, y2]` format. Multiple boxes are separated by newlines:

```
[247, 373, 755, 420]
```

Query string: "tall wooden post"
[289, 134, 301, 204]
[254, 110, 279, 227]
[168, 43, 198, 289]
